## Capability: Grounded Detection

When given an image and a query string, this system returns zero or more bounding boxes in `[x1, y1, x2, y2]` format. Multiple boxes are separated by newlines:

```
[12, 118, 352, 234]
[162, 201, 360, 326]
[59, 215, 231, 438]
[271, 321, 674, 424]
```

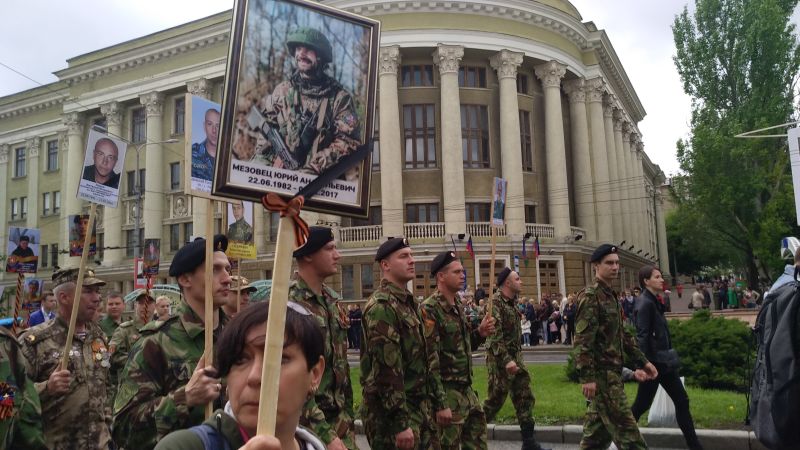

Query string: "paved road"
[348, 346, 571, 367]
[355, 435, 682, 449]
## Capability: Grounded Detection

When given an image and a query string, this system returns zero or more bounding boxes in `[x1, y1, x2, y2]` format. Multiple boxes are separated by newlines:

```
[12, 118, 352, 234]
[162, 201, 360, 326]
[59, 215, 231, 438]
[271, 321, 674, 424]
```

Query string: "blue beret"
[590, 244, 618, 263]
[375, 237, 410, 261]
[431, 251, 457, 276]
[169, 234, 228, 277]
[293, 226, 334, 258]
[497, 267, 512, 286]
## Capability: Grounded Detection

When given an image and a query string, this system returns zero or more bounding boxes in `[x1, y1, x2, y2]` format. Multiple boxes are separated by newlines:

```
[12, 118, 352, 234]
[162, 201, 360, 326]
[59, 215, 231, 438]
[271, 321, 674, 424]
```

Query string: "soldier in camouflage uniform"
[0, 326, 46, 449]
[483, 268, 550, 450]
[108, 290, 155, 400]
[191, 108, 220, 183]
[361, 237, 440, 450]
[422, 251, 496, 450]
[98, 292, 125, 339]
[252, 27, 361, 175]
[290, 226, 355, 450]
[19, 268, 112, 449]
[113, 235, 232, 449]
[227, 200, 254, 243]
[574, 244, 658, 450]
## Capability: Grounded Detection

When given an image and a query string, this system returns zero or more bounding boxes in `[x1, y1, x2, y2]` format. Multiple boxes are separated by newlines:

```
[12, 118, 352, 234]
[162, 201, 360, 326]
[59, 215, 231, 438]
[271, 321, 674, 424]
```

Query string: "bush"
[668, 308, 754, 391]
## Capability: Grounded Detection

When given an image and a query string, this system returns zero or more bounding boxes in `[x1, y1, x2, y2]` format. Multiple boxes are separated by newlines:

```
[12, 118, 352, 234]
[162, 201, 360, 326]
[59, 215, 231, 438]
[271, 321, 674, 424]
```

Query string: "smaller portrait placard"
[226, 200, 256, 260]
[23, 277, 43, 307]
[5, 227, 40, 274]
[69, 214, 97, 257]
[143, 239, 161, 276]
[185, 95, 225, 200]
[78, 129, 128, 208]
[490, 177, 507, 227]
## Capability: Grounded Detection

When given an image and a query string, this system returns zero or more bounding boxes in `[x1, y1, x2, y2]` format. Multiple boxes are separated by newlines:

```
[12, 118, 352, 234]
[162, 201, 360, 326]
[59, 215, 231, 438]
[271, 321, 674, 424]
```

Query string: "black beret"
[293, 226, 334, 258]
[19, 235, 30, 242]
[590, 243, 618, 263]
[431, 251, 457, 276]
[497, 267, 512, 286]
[375, 237, 410, 261]
[169, 234, 229, 277]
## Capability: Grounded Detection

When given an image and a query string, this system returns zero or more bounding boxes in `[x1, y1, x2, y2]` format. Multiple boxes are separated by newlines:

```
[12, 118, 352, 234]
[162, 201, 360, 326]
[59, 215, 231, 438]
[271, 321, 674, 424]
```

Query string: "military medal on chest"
[0, 383, 16, 420]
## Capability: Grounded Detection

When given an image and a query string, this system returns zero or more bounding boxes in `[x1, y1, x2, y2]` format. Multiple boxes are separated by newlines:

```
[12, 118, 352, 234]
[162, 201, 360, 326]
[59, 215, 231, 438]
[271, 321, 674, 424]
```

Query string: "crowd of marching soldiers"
[0, 229, 660, 450]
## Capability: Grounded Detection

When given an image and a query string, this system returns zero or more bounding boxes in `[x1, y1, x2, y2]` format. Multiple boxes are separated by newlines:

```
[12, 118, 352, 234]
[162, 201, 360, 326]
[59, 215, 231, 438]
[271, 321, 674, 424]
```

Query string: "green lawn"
[350, 363, 748, 429]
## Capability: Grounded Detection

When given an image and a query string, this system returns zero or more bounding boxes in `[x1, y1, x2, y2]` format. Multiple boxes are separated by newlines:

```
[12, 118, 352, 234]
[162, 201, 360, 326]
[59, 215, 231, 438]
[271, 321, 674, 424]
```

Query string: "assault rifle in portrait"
[246, 105, 321, 171]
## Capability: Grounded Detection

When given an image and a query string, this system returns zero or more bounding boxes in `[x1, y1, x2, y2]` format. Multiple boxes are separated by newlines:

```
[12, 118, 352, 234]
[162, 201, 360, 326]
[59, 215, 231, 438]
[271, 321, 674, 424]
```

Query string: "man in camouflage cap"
[251, 27, 361, 175]
[288, 226, 355, 449]
[19, 268, 112, 449]
[0, 325, 46, 449]
[108, 290, 156, 401]
[223, 275, 256, 317]
[422, 251, 496, 450]
[113, 235, 232, 449]
[483, 267, 550, 450]
[574, 244, 658, 449]
[361, 237, 440, 449]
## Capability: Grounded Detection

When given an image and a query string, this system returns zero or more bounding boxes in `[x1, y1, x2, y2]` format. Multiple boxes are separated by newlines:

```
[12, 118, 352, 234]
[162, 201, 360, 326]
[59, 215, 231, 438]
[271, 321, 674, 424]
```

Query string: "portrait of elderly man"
[82, 137, 121, 189]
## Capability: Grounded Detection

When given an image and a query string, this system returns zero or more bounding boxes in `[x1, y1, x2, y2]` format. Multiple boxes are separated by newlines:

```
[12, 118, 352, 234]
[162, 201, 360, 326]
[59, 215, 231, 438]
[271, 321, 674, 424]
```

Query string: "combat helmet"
[286, 27, 333, 64]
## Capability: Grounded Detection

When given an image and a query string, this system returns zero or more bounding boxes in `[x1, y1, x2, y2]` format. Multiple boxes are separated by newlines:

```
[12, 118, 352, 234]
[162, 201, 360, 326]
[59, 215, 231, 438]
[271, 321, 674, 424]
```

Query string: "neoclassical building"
[0, 0, 669, 300]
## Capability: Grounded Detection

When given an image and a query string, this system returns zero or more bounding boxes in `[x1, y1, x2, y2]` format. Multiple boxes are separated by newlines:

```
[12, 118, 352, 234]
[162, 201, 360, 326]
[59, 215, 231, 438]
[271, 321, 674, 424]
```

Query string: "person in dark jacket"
[631, 265, 703, 450]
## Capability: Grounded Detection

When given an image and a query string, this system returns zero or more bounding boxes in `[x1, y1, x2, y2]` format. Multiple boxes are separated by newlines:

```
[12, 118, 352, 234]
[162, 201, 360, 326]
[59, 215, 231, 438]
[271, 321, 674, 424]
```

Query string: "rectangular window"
[51, 244, 58, 267]
[465, 202, 491, 222]
[46, 140, 58, 171]
[127, 170, 146, 195]
[517, 74, 529, 94]
[520, 110, 533, 171]
[184, 222, 194, 244]
[341, 265, 355, 299]
[126, 230, 134, 258]
[41, 245, 48, 268]
[53, 191, 61, 214]
[458, 66, 487, 88]
[11, 199, 18, 221]
[170, 224, 180, 251]
[131, 107, 146, 143]
[401, 65, 434, 87]
[406, 203, 439, 223]
[461, 104, 490, 168]
[353, 205, 382, 226]
[42, 192, 51, 216]
[361, 263, 376, 298]
[170, 162, 181, 190]
[403, 104, 436, 169]
[174, 97, 185, 135]
[525, 204, 537, 223]
[14, 147, 26, 177]
[20, 197, 27, 219]
[93, 117, 107, 130]
[372, 108, 380, 170]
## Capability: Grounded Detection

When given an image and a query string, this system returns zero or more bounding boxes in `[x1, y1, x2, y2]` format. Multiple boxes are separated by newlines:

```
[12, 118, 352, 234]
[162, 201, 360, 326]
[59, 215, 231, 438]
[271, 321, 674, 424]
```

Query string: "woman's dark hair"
[215, 301, 324, 377]
[638, 265, 662, 289]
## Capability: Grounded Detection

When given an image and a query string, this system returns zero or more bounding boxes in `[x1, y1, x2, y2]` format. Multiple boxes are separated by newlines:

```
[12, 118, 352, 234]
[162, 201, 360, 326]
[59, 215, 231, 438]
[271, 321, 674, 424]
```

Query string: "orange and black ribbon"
[261, 193, 309, 249]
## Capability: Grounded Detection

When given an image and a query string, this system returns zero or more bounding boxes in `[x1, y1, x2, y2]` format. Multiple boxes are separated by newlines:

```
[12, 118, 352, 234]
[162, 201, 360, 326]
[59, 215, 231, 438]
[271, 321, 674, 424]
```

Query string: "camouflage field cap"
[129, 289, 155, 303]
[230, 275, 256, 293]
[286, 27, 333, 63]
[52, 268, 106, 287]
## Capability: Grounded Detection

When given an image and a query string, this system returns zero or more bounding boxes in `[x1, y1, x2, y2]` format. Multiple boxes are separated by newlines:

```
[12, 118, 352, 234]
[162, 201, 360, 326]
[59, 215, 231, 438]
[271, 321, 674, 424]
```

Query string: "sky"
[1, 1, 797, 177]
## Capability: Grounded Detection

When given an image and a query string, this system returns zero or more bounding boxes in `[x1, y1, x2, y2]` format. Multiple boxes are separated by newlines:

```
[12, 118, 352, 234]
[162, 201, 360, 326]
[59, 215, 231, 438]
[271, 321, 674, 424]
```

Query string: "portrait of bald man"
[82, 137, 121, 189]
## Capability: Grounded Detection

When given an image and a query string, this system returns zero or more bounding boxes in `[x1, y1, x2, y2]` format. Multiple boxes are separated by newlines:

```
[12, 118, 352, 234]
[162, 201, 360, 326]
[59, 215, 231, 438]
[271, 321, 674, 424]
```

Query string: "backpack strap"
[189, 423, 231, 450]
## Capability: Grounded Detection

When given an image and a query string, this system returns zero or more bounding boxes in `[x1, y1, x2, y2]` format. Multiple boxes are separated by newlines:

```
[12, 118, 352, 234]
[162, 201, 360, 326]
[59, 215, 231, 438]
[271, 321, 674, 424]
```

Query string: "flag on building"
[466, 236, 475, 260]
[533, 236, 541, 260]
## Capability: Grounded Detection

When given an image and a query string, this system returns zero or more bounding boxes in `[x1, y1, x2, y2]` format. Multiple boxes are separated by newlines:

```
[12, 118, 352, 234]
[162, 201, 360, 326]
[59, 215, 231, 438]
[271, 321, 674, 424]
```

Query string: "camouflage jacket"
[109, 317, 149, 385]
[191, 140, 215, 182]
[422, 290, 485, 411]
[0, 326, 46, 449]
[227, 218, 253, 243]
[257, 70, 361, 175]
[360, 279, 434, 436]
[574, 278, 648, 384]
[290, 277, 354, 446]
[112, 301, 227, 450]
[485, 291, 523, 368]
[19, 316, 112, 450]
[98, 314, 121, 340]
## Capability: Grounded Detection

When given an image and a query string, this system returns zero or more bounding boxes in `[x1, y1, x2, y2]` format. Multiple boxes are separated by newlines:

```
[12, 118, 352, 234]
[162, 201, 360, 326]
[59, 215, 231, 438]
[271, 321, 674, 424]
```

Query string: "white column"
[140, 92, 165, 244]
[622, 123, 637, 248]
[634, 140, 648, 251]
[26, 137, 41, 229]
[603, 95, 622, 242]
[584, 77, 613, 242]
[490, 49, 525, 236]
[534, 60, 571, 238]
[0, 145, 8, 261]
[655, 179, 671, 273]
[100, 101, 124, 266]
[62, 112, 85, 268]
[433, 44, 466, 235]
[613, 110, 631, 245]
[378, 46, 404, 238]
[563, 78, 596, 241]
[187, 79, 212, 239]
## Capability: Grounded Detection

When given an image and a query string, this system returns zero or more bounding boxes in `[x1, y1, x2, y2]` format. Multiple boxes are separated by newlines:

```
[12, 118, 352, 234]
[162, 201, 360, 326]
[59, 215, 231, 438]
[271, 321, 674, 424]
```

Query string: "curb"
[354, 420, 767, 449]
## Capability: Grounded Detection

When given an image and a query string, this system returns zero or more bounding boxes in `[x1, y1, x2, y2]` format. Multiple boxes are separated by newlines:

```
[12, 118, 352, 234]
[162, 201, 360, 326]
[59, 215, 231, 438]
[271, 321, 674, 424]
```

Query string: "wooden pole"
[204, 198, 215, 418]
[11, 273, 24, 335]
[236, 261, 241, 314]
[256, 215, 295, 435]
[60, 203, 97, 369]
[487, 225, 498, 317]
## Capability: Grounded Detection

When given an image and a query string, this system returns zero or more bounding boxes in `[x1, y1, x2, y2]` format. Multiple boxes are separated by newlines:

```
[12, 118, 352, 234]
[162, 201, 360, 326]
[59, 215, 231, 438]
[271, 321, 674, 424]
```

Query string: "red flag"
[466, 237, 475, 260]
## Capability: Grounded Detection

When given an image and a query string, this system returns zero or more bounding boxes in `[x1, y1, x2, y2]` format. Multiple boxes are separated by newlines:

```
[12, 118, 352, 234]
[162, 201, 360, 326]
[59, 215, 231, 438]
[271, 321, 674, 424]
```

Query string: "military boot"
[520, 422, 552, 450]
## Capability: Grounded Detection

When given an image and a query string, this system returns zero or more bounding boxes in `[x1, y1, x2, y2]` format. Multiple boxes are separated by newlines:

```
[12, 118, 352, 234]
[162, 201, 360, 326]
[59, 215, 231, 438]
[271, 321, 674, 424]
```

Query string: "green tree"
[672, 0, 800, 286]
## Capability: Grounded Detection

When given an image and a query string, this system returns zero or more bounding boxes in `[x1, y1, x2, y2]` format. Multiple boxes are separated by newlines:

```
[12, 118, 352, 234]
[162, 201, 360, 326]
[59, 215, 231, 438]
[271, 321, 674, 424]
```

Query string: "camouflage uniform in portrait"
[361, 278, 440, 449]
[227, 218, 253, 243]
[422, 289, 488, 450]
[20, 315, 112, 448]
[112, 301, 227, 449]
[251, 28, 361, 175]
[191, 140, 215, 182]
[574, 280, 649, 449]
[290, 276, 356, 449]
[482, 289, 537, 435]
[0, 326, 46, 449]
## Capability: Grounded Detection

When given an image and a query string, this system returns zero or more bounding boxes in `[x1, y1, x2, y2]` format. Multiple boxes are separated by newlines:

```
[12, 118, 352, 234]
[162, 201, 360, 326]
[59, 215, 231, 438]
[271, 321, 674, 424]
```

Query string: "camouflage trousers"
[439, 382, 488, 450]
[364, 397, 441, 449]
[329, 413, 357, 450]
[580, 370, 647, 450]
[482, 361, 535, 427]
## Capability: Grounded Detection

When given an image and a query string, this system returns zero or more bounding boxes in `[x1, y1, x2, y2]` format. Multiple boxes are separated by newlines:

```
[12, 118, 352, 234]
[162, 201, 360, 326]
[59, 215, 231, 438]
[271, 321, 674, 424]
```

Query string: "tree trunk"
[744, 245, 759, 289]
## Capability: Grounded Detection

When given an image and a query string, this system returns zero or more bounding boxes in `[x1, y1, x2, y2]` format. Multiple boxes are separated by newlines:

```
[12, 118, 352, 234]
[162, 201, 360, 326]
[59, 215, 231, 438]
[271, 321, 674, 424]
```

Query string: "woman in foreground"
[156, 301, 326, 450]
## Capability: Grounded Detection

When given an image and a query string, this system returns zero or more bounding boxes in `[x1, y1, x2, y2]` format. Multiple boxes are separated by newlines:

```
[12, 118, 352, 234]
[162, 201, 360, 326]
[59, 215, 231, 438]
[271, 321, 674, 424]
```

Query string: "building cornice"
[0, 88, 68, 120]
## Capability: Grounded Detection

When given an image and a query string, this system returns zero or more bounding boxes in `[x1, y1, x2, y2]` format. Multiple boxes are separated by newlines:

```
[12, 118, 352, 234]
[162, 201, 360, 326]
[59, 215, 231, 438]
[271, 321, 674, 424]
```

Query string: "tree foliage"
[671, 0, 800, 285]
